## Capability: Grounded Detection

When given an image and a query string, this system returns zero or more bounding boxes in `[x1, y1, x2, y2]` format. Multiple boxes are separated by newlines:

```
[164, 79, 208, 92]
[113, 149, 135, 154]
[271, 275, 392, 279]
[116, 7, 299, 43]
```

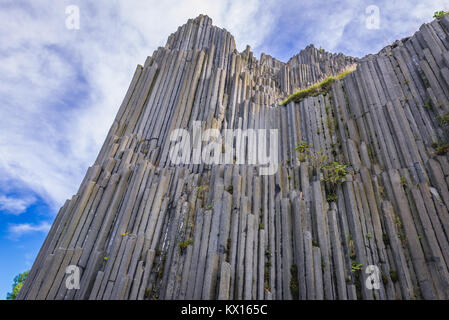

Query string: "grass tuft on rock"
[280, 65, 356, 106]
[434, 11, 449, 19]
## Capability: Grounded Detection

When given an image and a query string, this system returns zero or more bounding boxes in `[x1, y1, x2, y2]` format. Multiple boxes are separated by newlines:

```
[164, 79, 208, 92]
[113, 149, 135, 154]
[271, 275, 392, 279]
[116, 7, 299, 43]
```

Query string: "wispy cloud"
[0, 195, 36, 215]
[256, 0, 449, 61]
[332, 0, 449, 58]
[8, 221, 51, 239]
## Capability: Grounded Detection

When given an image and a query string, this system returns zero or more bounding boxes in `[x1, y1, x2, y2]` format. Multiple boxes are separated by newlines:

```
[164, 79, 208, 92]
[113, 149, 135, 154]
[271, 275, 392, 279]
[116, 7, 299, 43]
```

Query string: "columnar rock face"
[20, 14, 449, 300]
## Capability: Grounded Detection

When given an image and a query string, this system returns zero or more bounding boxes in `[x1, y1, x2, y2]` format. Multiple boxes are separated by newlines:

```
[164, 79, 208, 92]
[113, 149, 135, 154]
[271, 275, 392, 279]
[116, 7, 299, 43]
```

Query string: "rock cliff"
[20, 14, 449, 300]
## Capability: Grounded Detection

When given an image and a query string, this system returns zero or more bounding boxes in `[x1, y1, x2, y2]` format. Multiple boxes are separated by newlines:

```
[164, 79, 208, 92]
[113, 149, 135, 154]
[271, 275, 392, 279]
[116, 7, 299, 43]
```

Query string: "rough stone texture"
[20, 14, 449, 300]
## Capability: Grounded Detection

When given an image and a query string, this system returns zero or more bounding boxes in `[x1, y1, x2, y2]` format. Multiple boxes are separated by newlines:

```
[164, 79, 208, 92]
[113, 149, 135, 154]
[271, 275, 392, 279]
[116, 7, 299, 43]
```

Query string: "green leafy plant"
[323, 161, 349, 184]
[431, 141, 449, 155]
[197, 185, 209, 201]
[6, 270, 29, 300]
[434, 11, 449, 19]
[289, 264, 299, 299]
[394, 214, 402, 229]
[295, 141, 312, 153]
[347, 234, 356, 260]
[309, 150, 328, 170]
[400, 175, 408, 188]
[398, 231, 407, 247]
[295, 141, 313, 162]
[436, 113, 449, 126]
[294, 140, 349, 200]
[178, 238, 194, 253]
[226, 238, 232, 262]
[351, 262, 363, 273]
[264, 260, 272, 291]
[423, 98, 432, 109]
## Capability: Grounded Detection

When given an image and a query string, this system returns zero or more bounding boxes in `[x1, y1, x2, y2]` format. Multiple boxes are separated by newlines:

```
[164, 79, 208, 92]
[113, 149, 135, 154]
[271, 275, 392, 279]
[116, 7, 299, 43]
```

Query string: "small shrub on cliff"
[295, 141, 312, 154]
[434, 11, 449, 19]
[436, 113, 449, 127]
[432, 141, 449, 155]
[323, 161, 349, 185]
[178, 238, 194, 253]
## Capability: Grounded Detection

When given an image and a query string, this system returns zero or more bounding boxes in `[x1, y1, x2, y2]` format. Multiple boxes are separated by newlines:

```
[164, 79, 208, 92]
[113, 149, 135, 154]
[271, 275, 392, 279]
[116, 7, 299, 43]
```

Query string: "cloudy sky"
[0, 0, 448, 298]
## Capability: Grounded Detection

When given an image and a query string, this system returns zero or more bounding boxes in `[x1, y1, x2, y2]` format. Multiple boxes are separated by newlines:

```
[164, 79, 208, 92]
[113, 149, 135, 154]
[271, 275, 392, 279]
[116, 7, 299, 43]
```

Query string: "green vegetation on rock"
[432, 141, 449, 155]
[178, 238, 194, 253]
[280, 67, 356, 106]
[434, 11, 449, 19]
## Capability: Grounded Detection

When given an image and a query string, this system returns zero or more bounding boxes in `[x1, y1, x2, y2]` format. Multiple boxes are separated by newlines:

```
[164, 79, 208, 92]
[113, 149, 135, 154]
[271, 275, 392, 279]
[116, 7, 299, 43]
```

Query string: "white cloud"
[8, 222, 51, 239]
[328, 0, 449, 57]
[313, 7, 357, 51]
[0, 195, 36, 215]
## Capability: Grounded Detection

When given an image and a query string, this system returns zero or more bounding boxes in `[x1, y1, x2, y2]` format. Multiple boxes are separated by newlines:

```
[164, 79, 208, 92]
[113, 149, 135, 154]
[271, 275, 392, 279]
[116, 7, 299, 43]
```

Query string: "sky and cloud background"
[0, 0, 448, 299]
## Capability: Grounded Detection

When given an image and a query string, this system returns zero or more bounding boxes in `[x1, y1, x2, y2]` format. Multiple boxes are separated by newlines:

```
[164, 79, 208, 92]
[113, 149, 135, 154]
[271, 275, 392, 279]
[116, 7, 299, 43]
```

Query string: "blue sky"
[0, 0, 448, 299]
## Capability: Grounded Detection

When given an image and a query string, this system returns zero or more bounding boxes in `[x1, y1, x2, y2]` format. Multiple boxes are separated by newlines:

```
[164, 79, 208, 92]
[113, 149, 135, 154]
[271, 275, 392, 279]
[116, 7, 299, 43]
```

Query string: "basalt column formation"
[20, 14, 449, 300]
